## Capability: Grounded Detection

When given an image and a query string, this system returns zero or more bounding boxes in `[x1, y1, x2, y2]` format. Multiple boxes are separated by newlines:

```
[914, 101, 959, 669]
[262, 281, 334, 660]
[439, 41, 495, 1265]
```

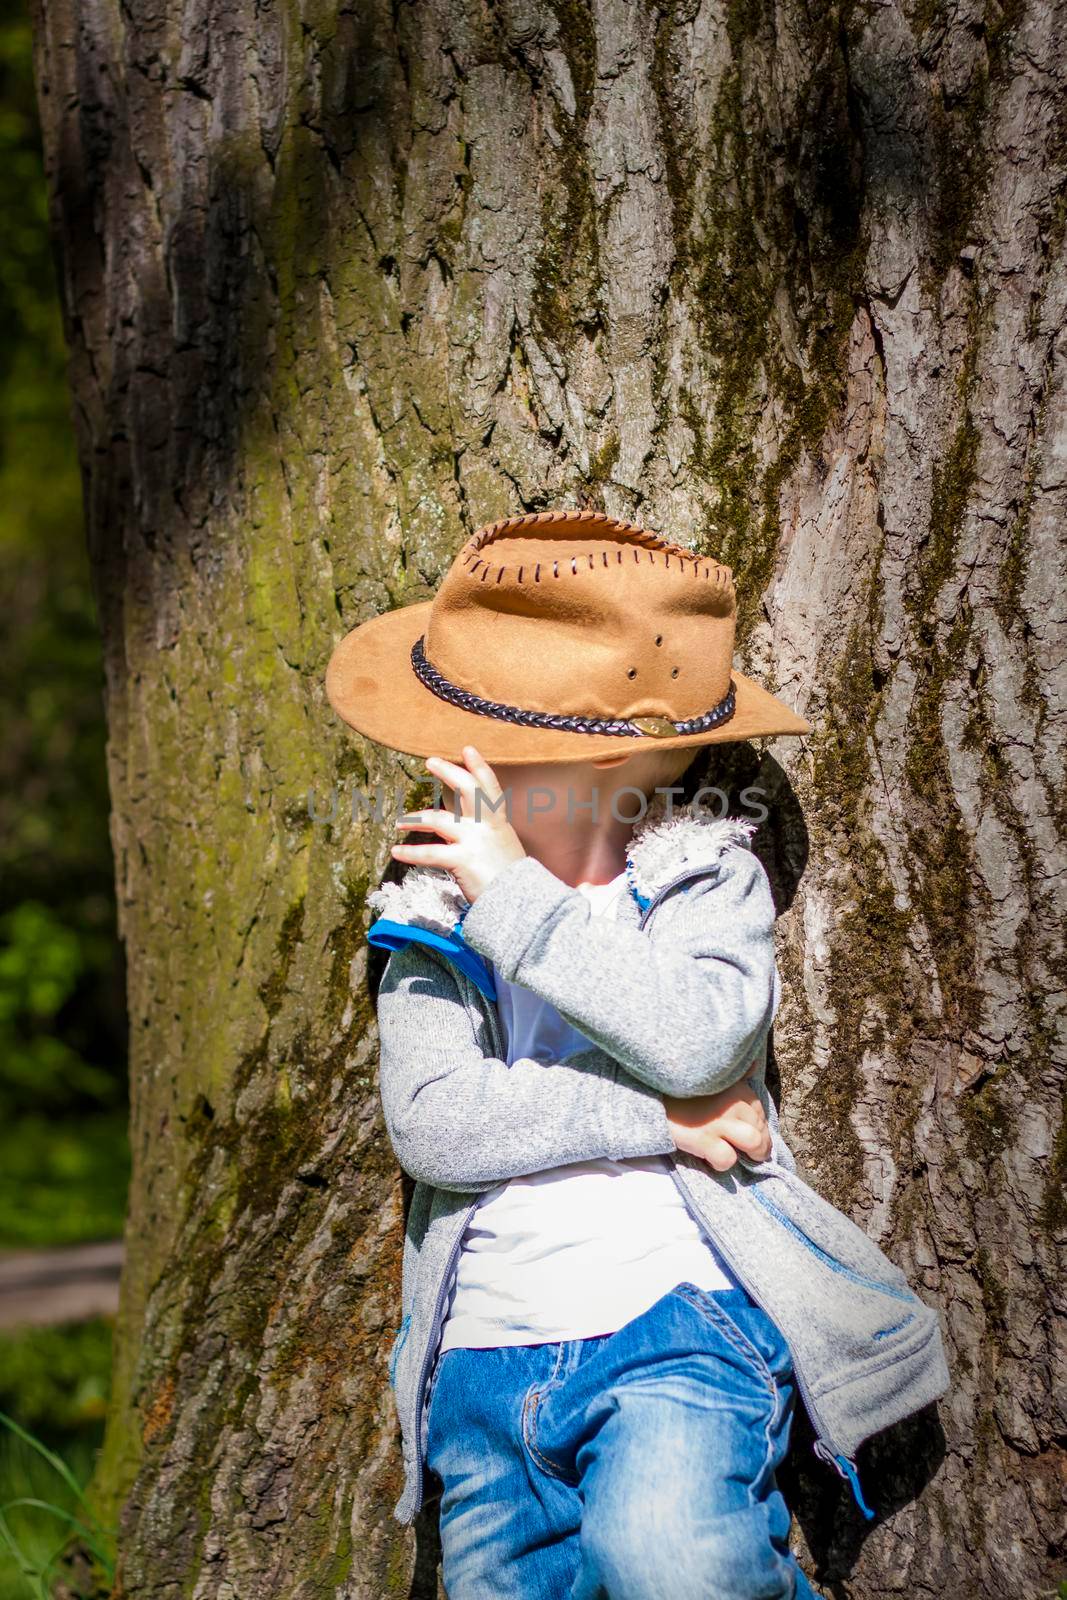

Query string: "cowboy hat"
[325, 509, 810, 764]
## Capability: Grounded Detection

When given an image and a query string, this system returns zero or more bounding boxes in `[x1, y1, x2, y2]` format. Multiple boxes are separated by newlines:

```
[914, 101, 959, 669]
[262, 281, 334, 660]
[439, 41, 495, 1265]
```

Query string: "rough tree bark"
[28, 0, 1066, 1593]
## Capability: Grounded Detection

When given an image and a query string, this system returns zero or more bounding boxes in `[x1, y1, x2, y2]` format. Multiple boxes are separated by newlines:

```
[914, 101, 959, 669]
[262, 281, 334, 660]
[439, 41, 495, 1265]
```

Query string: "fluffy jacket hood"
[366, 791, 758, 934]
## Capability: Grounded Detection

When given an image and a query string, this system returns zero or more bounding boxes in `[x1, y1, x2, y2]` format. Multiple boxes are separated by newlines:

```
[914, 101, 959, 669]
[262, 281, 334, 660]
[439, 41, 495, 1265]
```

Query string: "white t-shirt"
[438, 872, 740, 1352]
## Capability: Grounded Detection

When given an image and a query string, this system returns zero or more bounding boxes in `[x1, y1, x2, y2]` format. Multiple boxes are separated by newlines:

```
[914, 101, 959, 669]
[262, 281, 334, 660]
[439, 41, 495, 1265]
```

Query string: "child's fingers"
[713, 1081, 767, 1125]
[390, 841, 461, 865]
[704, 1137, 743, 1172]
[713, 1116, 769, 1156]
[425, 755, 480, 815]
[461, 744, 505, 804]
[395, 810, 465, 840]
[702, 1127, 771, 1171]
[427, 753, 503, 822]
[727, 1098, 768, 1130]
[425, 754, 470, 785]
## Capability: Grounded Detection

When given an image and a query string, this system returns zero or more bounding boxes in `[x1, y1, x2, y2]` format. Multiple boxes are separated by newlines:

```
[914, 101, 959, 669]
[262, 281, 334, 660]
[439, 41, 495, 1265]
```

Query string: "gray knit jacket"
[368, 800, 951, 1526]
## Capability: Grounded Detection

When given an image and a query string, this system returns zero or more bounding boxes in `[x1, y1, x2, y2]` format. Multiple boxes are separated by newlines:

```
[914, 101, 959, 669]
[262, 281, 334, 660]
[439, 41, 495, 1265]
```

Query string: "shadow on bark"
[408, 1499, 444, 1600]
[780, 1400, 949, 1591]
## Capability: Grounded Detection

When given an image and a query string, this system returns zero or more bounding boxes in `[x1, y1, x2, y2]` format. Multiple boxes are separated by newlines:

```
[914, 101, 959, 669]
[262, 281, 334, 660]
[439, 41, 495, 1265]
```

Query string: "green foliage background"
[0, 1, 126, 1590]
[0, 0, 128, 1252]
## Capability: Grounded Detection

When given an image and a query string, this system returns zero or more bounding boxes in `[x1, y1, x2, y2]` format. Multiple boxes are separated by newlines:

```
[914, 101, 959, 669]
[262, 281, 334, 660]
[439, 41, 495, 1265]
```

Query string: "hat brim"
[325, 602, 811, 765]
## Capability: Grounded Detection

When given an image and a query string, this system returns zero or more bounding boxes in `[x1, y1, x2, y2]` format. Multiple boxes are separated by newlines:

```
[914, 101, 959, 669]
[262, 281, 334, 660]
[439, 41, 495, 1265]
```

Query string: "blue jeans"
[425, 1282, 819, 1599]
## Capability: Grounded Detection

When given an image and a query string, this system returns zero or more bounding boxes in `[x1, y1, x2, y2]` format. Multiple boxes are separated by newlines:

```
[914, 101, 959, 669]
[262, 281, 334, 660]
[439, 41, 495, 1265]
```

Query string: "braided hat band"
[411, 636, 736, 739]
[325, 507, 810, 761]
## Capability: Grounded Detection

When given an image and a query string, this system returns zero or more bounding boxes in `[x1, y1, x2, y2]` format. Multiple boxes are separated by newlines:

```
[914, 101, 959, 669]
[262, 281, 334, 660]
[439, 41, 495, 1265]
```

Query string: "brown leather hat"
[325, 509, 810, 764]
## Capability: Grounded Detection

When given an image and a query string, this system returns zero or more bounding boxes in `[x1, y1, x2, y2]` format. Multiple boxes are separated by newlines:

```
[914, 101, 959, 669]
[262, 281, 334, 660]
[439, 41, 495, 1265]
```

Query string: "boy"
[325, 510, 951, 1599]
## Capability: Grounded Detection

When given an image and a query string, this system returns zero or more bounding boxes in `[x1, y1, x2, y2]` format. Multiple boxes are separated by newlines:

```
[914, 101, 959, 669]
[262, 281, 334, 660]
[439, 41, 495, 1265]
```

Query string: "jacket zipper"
[408, 1194, 481, 1518]
[666, 1164, 875, 1519]
[406, 856, 875, 1522]
[633, 865, 709, 925]
[408, 972, 507, 1518]
[638, 864, 876, 1520]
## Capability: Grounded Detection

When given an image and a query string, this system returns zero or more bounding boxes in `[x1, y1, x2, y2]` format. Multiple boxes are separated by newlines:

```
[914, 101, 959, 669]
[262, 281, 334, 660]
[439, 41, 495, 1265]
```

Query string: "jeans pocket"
[520, 1343, 578, 1485]
[673, 1283, 790, 1395]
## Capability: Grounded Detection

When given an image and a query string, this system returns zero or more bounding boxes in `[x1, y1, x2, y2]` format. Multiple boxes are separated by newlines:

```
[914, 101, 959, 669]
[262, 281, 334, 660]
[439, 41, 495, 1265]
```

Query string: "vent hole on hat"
[671, 667, 680, 678]
[655, 635, 663, 646]
[627, 667, 637, 679]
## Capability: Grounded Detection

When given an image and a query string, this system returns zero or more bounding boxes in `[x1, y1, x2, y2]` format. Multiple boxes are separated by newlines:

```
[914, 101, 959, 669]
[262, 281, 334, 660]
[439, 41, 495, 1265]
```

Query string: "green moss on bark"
[902, 314, 988, 1041]
[111, 846, 399, 1590]
[911, 0, 1023, 293]
[531, 2, 602, 356]
[258, 896, 307, 1020]
[976, 1242, 1009, 1330]
[652, 4, 866, 639]
[993, 380, 1049, 726]
[805, 582, 912, 1210]
[570, 430, 622, 511]
[1040, 1091, 1067, 1233]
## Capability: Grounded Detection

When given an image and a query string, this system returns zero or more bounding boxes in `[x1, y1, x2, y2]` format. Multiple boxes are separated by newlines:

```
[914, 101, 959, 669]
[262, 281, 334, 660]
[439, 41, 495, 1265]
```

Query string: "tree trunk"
[28, 0, 1066, 1592]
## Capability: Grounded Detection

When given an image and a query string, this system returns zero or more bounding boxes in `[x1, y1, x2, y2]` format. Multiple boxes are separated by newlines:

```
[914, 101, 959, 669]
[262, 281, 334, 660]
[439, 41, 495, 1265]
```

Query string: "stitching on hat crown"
[464, 509, 734, 592]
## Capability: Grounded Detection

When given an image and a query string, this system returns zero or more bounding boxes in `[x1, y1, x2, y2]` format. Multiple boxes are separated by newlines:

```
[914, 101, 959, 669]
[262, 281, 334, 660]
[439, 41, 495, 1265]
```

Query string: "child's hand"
[391, 744, 527, 904]
[662, 1077, 772, 1172]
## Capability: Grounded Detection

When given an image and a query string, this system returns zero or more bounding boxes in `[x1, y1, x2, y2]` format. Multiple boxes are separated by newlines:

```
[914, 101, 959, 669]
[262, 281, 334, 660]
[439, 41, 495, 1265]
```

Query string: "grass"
[0, 1414, 115, 1600]
[0, 1322, 116, 1600]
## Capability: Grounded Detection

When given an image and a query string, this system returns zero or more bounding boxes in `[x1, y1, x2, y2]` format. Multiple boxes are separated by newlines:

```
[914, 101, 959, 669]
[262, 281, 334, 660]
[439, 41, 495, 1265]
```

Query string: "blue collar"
[367, 916, 497, 1001]
[625, 858, 652, 912]
[370, 869, 662, 1001]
